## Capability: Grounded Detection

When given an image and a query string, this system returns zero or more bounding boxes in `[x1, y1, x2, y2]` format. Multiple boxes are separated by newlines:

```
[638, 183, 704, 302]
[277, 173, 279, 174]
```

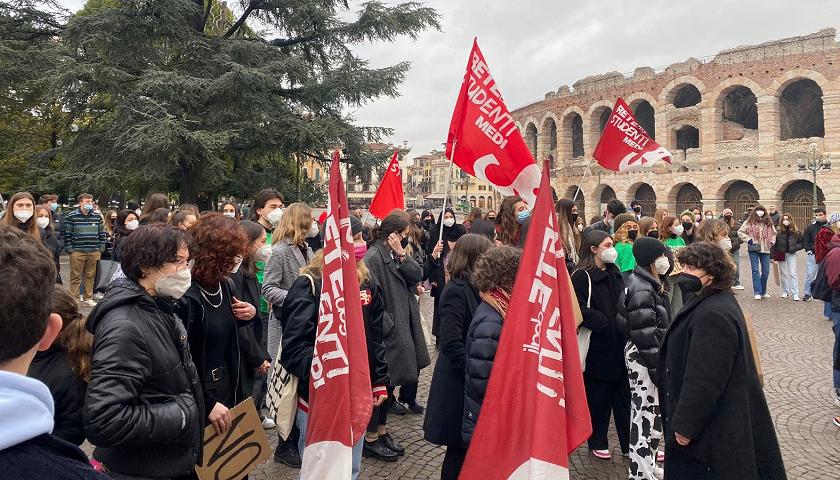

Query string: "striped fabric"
[63, 209, 105, 253]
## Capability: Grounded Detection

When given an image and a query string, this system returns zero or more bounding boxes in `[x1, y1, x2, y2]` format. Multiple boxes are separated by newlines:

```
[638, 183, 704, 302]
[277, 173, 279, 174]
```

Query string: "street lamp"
[798, 142, 832, 211]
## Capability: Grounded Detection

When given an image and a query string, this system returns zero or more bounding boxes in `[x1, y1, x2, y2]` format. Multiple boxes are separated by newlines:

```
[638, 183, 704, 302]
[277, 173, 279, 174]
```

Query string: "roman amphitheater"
[512, 28, 840, 228]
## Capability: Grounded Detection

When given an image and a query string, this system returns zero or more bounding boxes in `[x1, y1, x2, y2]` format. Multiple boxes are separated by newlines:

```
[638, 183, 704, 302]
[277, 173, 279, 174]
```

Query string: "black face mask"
[682, 221, 694, 231]
[570, 212, 579, 222]
[633, 206, 641, 213]
[628, 230, 638, 241]
[400, 238, 409, 249]
[676, 272, 704, 295]
[647, 230, 659, 239]
[724, 215, 732, 221]
[488, 216, 496, 221]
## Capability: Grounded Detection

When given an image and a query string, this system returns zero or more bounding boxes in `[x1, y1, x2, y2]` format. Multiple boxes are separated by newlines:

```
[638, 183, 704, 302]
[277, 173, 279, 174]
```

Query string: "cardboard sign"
[743, 314, 764, 386]
[195, 398, 272, 480]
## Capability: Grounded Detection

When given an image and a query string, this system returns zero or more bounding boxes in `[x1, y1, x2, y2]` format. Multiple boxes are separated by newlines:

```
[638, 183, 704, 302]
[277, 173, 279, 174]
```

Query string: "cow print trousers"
[625, 342, 664, 480]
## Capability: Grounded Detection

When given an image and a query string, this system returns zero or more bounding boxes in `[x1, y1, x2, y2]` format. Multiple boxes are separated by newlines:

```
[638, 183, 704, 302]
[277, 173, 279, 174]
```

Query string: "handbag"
[747, 242, 762, 253]
[267, 273, 317, 440]
[573, 269, 593, 372]
[94, 259, 119, 293]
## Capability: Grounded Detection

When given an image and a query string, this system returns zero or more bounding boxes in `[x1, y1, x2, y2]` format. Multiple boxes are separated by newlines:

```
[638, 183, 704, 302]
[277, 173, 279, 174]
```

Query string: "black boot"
[273, 440, 302, 468]
[363, 438, 399, 462]
[380, 432, 405, 456]
[389, 400, 409, 416]
[403, 399, 425, 414]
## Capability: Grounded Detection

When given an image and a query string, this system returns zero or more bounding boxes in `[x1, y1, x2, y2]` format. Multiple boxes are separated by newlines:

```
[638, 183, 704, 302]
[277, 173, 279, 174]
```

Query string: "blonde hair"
[273, 202, 312, 246]
[300, 248, 369, 286]
[613, 219, 638, 244]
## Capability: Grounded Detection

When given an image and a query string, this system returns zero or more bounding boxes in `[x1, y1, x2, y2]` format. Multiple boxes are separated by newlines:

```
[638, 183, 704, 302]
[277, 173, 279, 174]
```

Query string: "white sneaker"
[261, 417, 276, 429]
[834, 389, 840, 408]
[83, 299, 98, 307]
[762, 293, 771, 298]
[780, 293, 788, 298]
[733, 285, 745, 290]
[93, 292, 105, 300]
[754, 295, 762, 300]
[793, 296, 801, 301]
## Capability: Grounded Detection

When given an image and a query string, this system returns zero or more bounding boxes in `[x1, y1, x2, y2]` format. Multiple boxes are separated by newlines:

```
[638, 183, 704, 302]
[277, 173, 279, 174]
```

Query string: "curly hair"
[473, 246, 521, 294]
[676, 242, 735, 291]
[613, 218, 638, 244]
[495, 195, 524, 246]
[190, 213, 249, 287]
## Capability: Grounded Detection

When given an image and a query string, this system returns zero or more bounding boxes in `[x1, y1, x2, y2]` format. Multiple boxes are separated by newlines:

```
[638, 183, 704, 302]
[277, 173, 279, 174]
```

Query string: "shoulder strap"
[571, 269, 592, 308]
[301, 273, 317, 297]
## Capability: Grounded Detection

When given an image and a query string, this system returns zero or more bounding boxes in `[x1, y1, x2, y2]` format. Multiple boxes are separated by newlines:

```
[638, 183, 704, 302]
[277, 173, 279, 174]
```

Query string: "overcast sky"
[58, 0, 840, 161]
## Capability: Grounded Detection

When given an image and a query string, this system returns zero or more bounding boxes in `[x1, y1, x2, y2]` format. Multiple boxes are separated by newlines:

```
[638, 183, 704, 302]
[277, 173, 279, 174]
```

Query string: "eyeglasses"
[172, 259, 194, 271]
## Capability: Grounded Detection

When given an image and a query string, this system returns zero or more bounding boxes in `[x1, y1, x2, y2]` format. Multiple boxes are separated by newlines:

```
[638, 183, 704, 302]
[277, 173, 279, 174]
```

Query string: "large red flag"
[460, 162, 591, 480]
[593, 97, 673, 171]
[446, 39, 541, 207]
[300, 150, 372, 479]
[368, 151, 405, 220]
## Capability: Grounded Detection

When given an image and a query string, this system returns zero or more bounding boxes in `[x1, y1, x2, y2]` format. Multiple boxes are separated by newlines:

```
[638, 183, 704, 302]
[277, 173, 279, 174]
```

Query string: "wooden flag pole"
[439, 140, 457, 244]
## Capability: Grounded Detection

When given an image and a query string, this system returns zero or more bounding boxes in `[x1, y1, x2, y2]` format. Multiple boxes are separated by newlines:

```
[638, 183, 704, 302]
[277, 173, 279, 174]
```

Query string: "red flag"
[593, 97, 673, 171]
[446, 39, 541, 207]
[301, 150, 372, 479]
[460, 162, 591, 480]
[368, 151, 405, 220]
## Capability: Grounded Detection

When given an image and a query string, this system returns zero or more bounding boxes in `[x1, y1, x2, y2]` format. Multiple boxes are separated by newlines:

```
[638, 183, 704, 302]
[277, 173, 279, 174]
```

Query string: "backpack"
[811, 261, 833, 302]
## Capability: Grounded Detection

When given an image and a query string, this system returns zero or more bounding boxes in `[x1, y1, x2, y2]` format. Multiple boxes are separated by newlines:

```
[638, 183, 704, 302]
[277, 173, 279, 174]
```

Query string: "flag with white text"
[593, 97, 673, 171]
[459, 162, 591, 480]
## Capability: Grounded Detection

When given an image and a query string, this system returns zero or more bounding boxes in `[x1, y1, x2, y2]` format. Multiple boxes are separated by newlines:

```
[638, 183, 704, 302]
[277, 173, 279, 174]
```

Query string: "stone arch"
[721, 180, 760, 219]
[675, 125, 700, 151]
[627, 182, 657, 216]
[564, 185, 586, 219]
[469, 195, 477, 207]
[524, 121, 538, 158]
[599, 184, 617, 204]
[779, 79, 825, 140]
[713, 81, 760, 141]
[539, 113, 559, 159]
[587, 100, 614, 150]
[779, 179, 826, 229]
[478, 196, 486, 208]
[630, 100, 656, 140]
[671, 183, 703, 214]
[486, 196, 495, 210]
[659, 76, 707, 106]
[766, 69, 831, 98]
[561, 106, 586, 159]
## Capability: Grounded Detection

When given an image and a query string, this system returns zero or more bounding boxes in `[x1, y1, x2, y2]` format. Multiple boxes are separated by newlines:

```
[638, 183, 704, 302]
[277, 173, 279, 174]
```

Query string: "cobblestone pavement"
[70, 251, 840, 479]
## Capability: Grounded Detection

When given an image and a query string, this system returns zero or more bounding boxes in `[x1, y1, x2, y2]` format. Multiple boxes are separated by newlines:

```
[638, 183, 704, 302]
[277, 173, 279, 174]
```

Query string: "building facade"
[405, 150, 500, 212]
[511, 28, 840, 228]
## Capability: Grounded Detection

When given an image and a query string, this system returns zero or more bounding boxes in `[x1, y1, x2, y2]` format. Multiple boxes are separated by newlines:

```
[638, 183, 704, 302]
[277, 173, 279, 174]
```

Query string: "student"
[0, 225, 107, 479]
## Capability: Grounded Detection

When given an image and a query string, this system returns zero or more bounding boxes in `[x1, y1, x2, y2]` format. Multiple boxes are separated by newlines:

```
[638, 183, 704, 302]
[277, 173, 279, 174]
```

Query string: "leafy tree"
[0, 0, 439, 206]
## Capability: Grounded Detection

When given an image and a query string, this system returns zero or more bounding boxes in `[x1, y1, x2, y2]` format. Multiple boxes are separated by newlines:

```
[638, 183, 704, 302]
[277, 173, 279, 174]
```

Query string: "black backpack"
[811, 261, 833, 302]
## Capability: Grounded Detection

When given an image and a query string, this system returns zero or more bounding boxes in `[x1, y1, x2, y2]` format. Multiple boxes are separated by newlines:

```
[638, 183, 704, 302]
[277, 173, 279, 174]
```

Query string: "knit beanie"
[633, 236, 668, 267]
[350, 215, 363, 236]
[613, 212, 637, 233]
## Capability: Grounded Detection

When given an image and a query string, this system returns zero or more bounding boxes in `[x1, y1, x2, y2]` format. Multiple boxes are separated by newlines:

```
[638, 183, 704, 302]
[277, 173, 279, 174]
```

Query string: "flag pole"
[361, 211, 370, 226]
[572, 159, 594, 202]
[439, 139, 457, 244]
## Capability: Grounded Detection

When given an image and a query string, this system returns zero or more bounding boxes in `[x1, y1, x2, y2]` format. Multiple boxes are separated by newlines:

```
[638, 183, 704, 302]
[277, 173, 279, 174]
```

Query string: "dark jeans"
[398, 382, 418, 404]
[440, 445, 467, 480]
[665, 448, 718, 479]
[367, 386, 396, 432]
[584, 374, 631, 452]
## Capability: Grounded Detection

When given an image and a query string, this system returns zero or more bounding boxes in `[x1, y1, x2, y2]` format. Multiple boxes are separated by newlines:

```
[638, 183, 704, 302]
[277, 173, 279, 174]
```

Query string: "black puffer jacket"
[28, 346, 87, 445]
[723, 218, 742, 252]
[773, 229, 804, 254]
[280, 273, 389, 403]
[616, 266, 670, 383]
[83, 278, 204, 478]
[462, 301, 503, 444]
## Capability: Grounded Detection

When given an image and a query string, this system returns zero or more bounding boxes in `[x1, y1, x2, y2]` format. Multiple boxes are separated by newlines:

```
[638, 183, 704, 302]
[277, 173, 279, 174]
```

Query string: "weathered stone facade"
[512, 28, 840, 227]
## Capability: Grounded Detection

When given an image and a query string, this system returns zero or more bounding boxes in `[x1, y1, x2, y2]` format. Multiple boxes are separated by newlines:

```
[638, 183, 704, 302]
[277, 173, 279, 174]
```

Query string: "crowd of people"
[0, 186, 838, 480]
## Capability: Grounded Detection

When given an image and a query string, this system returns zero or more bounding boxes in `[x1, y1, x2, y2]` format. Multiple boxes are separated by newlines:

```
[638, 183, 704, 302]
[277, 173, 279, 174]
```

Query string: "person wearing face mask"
[803, 207, 830, 301]
[616, 237, 671, 480]
[661, 242, 786, 480]
[1, 192, 46, 243]
[305, 212, 326, 253]
[638, 217, 658, 240]
[365, 211, 430, 460]
[630, 200, 643, 220]
[175, 214, 258, 448]
[571, 230, 631, 461]
[250, 189, 285, 236]
[84, 224, 204, 479]
[660, 216, 687, 250]
[221, 201, 241, 220]
[721, 208, 744, 290]
[484, 209, 497, 222]
[230, 221, 273, 428]
[772, 214, 803, 301]
[679, 211, 697, 245]
[768, 206, 781, 228]
[494, 195, 529, 246]
[64, 193, 106, 307]
[612, 213, 640, 273]
[169, 209, 198, 231]
[34, 204, 62, 281]
[261, 202, 312, 467]
[585, 199, 627, 236]
[111, 210, 139, 263]
[426, 208, 466, 345]
[555, 199, 581, 269]
[737, 204, 777, 300]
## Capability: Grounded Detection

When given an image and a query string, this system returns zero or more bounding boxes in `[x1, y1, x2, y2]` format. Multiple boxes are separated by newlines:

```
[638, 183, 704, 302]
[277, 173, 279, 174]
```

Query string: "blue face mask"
[50, 202, 58, 211]
[83, 204, 94, 212]
[517, 210, 530, 224]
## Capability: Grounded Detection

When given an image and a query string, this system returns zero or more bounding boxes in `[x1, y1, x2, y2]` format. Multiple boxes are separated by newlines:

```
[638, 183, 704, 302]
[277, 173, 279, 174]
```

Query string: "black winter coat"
[29, 347, 87, 445]
[84, 279, 204, 478]
[660, 289, 786, 480]
[773, 229, 803, 254]
[280, 273, 390, 403]
[462, 301, 503, 444]
[0, 434, 109, 480]
[423, 278, 480, 447]
[724, 219, 742, 252]
[617, 267, 670, 383]
[570, 265, 627, 381]
[229, 271, 270, 395]
[803, 220, 828, 252]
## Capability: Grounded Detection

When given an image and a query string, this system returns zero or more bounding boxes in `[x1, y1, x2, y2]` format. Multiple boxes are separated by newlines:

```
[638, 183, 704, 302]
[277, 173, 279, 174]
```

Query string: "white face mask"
[254, 244, 272, 263]
[155, 268, 192, 299]
[135, 208, 142, 217]
[36, 217, 50, 229]
[654, 256, 671, 275]
[576, 224, 584, 232]
[705, 215, 713, 220]
[13, 209, 33, 223]
[266, 207, 283, 226]
[782, 220, 790, 227]
[443, 218, 455, 228]
[598, 246, 618, 264]
[125, 220, 139, 231]
[230, 256, 243, 274]
[307, 221, 319, 238]
[756, 210, 765, 218]
[223, 211, 236, 218]
[718, 238, 732, 251]
[671, 225, 684, 236]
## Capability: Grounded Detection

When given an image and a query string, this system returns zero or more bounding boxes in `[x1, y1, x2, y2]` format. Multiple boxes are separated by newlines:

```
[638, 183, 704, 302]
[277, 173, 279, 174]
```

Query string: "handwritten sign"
[195, 398, 272, 480]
